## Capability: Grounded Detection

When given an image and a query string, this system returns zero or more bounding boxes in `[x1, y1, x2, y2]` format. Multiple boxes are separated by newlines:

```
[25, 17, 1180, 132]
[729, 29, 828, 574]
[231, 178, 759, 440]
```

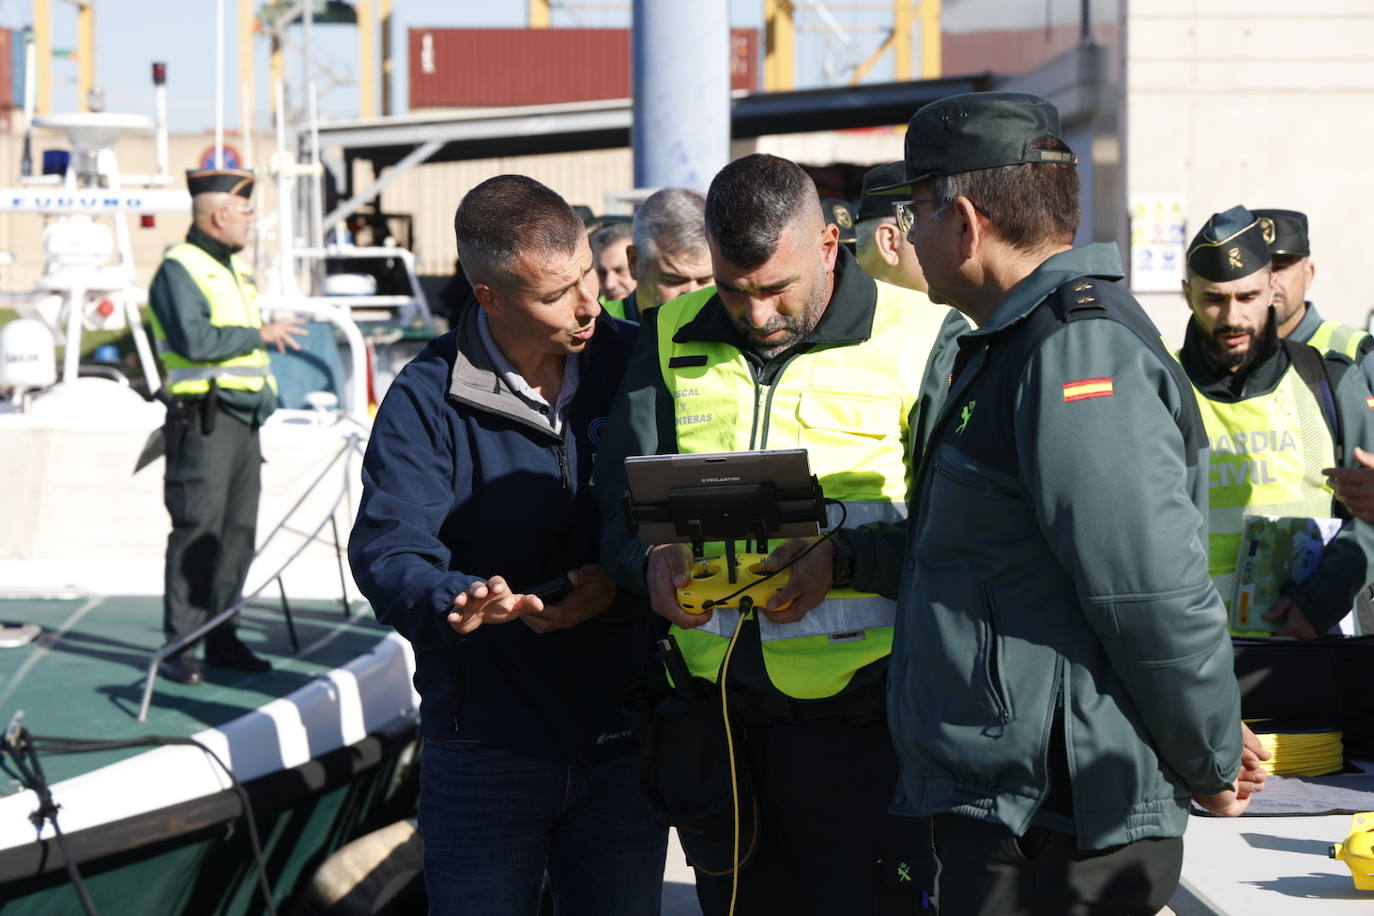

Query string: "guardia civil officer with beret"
[884, 93, 1266, 914]
[149, 168, 306, 685]
[1253, 208, 1374, 390]
[1179, 206, 1374, 637]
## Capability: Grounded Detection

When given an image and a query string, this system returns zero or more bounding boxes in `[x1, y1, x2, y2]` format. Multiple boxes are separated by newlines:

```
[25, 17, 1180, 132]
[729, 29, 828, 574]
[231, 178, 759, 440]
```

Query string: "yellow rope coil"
[1250, 728, 1344, 778]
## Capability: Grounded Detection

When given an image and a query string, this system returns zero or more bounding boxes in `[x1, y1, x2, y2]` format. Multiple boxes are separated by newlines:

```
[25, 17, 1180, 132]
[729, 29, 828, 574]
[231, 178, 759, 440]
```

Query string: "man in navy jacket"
[349, 175, 666, 916]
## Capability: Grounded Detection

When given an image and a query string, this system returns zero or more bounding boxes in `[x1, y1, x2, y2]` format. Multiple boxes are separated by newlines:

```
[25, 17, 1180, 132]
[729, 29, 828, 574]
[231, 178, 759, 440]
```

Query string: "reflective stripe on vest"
[1191, 364, 1336, 635]
[658, 280, 944, 699]
[829, 499, 907, 527]
[152, 242, 275, 397]
[164, 364, 272, 383]
[698, 595, 896, 641]
[1306, 320, 1370, 362]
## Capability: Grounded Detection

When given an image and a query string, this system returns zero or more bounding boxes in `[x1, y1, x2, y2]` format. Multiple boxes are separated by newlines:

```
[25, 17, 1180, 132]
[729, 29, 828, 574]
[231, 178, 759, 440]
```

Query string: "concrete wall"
[1127, 1, 1374, 345]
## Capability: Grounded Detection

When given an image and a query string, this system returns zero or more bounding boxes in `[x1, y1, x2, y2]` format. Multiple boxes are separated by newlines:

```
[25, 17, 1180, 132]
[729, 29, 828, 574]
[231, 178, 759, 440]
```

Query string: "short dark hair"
[927, 136, 1080, 251]
[454, 175, 585, 286]
[705, 154, 820, 269]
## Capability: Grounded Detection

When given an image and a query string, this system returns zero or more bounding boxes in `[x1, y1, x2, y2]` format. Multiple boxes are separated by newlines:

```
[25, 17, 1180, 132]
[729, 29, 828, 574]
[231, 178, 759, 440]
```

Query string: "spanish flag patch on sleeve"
[1366, 396, 1374, 410]
[1062, 377, 1115, 402]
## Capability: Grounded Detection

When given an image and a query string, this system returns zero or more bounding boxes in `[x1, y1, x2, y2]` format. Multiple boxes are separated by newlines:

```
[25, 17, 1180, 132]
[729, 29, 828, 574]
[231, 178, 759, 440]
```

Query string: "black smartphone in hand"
[528, 576, 573, 603]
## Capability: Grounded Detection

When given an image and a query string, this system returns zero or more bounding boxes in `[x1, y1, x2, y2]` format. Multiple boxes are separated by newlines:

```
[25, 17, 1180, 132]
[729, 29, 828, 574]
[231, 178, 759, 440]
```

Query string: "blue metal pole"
[632, 0, 731, 190]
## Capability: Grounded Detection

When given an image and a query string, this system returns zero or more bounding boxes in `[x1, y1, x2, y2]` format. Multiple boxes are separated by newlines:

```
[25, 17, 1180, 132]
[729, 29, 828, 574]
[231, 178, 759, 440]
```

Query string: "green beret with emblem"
[1186, 205, 1271, 282]
[1251, 208, 1310, 258]
[185, 168, 254, 198]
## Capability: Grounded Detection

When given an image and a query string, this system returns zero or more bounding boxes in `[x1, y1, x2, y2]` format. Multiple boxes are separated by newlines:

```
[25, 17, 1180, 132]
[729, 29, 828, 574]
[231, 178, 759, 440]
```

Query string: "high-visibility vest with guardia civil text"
[1190, 364, 1337, 635]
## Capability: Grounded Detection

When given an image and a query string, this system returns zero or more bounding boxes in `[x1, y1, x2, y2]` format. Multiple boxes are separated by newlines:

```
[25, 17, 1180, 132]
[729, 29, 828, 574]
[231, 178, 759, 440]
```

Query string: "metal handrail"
[136, 432, 366, 722]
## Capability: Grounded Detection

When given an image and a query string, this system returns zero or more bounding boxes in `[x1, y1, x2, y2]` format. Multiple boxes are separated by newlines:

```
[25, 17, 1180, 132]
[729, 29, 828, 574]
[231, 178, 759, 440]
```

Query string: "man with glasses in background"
[880, 92, 1265, 914]
[149, 167, 306, 685]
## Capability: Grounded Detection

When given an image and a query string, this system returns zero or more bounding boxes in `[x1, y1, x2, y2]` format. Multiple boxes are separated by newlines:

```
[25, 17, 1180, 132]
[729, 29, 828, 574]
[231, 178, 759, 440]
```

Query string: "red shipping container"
[409, 27, 757, 110]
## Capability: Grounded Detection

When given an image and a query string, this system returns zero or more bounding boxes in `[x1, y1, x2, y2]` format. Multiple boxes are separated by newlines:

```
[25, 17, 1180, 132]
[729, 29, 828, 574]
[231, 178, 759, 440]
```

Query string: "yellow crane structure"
[31, 0, 96, 115]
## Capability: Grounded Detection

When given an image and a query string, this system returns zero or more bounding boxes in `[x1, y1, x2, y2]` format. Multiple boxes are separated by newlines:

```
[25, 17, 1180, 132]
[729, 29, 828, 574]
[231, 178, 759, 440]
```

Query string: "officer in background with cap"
[1253, 208, 1374, 390]
[148, 168, 307, 684]
[1179, 205, 1374, 638]
[854, 161, 930, 293]
[885, 92, 1265, 913]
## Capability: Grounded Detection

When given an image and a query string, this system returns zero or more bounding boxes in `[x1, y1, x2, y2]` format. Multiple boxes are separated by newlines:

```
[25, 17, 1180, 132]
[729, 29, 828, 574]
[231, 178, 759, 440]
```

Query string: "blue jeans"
[419, 738, 668, 916]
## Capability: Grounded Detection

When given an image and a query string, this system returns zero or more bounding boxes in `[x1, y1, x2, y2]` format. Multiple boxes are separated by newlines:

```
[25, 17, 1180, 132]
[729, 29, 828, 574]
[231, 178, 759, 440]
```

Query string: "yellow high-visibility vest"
[1190, 366, 1336, 635]
[151, 243, 275, 397]
[657, 282, 942, 698]
[1305, 320, 1370, 362]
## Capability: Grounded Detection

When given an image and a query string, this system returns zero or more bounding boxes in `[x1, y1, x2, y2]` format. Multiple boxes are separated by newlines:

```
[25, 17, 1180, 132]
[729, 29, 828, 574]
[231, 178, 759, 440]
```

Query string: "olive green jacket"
[889, 244, 1242, 850]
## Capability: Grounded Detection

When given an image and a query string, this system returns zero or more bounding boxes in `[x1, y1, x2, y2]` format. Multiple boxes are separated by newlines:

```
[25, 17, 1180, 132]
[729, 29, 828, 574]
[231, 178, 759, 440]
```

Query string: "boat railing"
[135, 431, 367, 723]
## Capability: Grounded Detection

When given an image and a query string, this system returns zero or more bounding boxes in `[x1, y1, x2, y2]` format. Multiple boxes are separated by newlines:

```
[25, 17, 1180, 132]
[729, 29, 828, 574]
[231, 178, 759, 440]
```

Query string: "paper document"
[1232, 515, 1342, 632]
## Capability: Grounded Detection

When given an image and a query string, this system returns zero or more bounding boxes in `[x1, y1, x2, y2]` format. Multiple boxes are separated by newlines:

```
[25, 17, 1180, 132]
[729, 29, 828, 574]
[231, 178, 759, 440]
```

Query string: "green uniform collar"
[969, 242, 1125, 336]
[1179, 311, 1286, 402]
[671, 246, 878, 352]
[1289, 300, 1323, 343]
[187, 224, 239, 265]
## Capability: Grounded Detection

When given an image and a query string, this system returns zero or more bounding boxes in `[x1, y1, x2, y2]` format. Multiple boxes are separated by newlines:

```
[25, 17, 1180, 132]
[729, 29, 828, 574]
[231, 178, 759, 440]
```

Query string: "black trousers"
[162, 404, 261, 653]
[686, 713, 934, 916]
[931, 814, 1183, 915]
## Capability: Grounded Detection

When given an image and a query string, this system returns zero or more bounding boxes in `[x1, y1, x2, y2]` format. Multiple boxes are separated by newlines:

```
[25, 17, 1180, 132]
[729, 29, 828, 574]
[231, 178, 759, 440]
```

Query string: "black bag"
[638, 679, 760, 875]
[1233, 635, 1374, 757]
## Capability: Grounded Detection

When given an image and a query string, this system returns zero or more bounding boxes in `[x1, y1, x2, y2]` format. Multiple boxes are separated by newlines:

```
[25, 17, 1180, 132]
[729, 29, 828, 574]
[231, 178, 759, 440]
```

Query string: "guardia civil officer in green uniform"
[885, 93, 1265, 914]
[1179, 206, 1374, 638]
[1253, 207, 1374, 391]
[854, 161, 931, 293]
[594, 153, 960, 915]
[149, 168, 306, 685]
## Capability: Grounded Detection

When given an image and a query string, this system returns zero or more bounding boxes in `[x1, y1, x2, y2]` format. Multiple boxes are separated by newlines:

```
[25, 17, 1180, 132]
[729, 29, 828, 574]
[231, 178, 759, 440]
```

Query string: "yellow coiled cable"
[1247, 725, 1343, 778]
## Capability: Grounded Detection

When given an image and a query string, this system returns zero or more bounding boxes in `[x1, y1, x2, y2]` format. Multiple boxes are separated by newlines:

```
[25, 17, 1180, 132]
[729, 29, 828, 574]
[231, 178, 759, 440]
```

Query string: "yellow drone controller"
[677, 553, 790, 613]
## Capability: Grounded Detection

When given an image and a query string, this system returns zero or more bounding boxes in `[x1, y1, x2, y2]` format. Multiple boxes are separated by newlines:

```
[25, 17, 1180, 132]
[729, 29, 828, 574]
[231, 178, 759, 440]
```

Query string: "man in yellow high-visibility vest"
[148, 168, 306, 684]
[1178, 206, 1374, 638]
[602, 188, 714, 323]
[595, 153, 960, 914]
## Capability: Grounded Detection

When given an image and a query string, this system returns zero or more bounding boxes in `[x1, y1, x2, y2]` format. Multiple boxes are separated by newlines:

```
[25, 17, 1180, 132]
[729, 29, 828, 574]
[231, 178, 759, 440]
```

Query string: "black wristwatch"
[830, 529, 856, 589]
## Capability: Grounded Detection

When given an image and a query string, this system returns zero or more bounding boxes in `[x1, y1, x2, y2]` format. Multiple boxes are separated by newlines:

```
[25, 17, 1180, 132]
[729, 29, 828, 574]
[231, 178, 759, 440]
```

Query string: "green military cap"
[1186, 205, 1272, 282]
[873, 91, 1076, 191]
[821, 197, 857, 245]
[1251, 208, 1310, 258]
[856, 162, 910, 221]
[185, 167, 254, 198]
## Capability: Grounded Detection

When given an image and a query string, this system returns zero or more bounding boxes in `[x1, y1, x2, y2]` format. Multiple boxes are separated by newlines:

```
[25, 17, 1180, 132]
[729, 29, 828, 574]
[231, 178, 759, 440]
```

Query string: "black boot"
[159, 652, 204, 685]
[205, 636, 272, 672]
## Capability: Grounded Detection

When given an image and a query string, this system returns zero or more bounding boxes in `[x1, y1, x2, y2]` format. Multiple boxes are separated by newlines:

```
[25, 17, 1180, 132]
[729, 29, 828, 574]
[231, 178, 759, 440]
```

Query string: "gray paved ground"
[662, 829, 701, 915]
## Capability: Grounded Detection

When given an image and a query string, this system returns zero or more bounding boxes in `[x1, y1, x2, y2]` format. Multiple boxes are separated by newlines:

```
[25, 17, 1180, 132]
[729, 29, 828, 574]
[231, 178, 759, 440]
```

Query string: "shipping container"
[409, 27, 758, 110]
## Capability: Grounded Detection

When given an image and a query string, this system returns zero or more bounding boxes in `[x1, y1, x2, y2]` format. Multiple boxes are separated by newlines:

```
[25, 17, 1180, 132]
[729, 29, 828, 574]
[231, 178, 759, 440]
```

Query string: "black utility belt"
[724, 677, 886, 727]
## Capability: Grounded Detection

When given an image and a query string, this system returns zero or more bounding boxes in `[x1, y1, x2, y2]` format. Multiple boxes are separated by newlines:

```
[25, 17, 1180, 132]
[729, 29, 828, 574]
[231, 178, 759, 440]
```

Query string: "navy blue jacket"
[349, 304, 652, 763]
